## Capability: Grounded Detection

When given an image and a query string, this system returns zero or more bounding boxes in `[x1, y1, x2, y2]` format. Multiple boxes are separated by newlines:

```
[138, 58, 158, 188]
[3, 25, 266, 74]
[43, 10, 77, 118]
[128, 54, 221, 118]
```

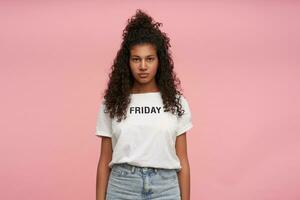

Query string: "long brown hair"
[102, 9, 186, 122]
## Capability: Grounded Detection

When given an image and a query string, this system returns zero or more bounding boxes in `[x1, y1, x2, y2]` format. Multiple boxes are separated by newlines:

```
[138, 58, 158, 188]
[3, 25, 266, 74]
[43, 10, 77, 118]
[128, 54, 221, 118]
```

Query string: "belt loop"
[131, 166, 135, 173]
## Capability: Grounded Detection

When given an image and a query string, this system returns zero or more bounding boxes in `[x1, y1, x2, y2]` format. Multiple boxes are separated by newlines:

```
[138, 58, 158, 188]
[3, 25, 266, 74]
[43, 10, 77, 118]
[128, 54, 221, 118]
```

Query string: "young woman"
[95, 9, 193, 200]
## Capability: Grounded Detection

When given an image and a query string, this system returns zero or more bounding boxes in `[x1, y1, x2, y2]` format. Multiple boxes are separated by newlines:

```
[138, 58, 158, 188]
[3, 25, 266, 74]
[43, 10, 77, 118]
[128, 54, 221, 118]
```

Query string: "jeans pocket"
[157, 169, 177, 180]
[110, 165, 129, 177]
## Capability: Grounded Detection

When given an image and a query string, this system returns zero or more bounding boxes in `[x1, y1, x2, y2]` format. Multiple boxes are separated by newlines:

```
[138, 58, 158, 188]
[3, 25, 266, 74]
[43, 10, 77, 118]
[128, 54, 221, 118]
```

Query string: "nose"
[139, 59, 147, 70]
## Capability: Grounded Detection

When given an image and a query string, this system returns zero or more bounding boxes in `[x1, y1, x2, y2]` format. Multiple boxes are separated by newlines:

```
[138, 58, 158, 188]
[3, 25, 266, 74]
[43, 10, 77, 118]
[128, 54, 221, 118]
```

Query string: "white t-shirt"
[95, 91, 193, 171]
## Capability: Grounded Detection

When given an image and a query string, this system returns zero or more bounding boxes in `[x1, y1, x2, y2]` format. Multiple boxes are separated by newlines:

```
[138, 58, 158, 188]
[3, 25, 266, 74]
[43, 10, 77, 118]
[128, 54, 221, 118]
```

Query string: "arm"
[175, 132, 190, 200]
[96, 136, 113, 200]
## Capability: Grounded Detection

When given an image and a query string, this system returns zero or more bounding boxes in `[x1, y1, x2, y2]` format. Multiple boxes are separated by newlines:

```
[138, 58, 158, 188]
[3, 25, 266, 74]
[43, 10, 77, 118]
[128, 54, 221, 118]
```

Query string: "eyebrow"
[130, 55, 156, 58]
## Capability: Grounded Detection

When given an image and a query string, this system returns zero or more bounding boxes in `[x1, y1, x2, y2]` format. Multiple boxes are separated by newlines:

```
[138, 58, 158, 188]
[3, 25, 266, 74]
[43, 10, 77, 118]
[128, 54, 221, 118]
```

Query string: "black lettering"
[129, 106, 162, 114]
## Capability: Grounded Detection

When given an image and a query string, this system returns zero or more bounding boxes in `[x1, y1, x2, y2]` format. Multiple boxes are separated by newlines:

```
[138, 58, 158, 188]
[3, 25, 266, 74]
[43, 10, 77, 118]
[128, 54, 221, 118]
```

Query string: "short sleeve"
[176, 96, 193, 136]
[95, 100, 113, 138]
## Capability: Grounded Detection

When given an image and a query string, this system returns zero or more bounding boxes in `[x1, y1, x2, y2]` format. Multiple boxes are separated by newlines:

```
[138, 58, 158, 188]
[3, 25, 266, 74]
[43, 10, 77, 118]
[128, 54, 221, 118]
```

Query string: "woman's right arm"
[96, 136, 113, 200]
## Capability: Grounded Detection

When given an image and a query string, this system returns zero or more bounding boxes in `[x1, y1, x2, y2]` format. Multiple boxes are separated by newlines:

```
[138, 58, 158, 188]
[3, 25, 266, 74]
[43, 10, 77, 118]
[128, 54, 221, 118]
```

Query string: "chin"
[137, 78, 151, 84]
[137, 80, 150, 84]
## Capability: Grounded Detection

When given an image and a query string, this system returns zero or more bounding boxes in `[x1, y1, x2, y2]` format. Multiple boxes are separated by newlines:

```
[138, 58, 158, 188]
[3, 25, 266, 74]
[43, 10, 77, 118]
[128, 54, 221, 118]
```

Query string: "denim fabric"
[106, 163, 181, 200]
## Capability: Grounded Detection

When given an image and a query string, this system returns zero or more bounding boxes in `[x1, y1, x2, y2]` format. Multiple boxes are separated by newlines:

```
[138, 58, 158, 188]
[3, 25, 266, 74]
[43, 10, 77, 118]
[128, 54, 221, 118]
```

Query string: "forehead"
[130, 43, 157, 56]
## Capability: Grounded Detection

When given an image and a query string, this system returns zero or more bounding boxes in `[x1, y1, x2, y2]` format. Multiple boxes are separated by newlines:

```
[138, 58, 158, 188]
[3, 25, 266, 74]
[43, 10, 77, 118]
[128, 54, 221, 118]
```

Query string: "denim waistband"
[114, 163, 159, 173]
[113, 163, 181, 173]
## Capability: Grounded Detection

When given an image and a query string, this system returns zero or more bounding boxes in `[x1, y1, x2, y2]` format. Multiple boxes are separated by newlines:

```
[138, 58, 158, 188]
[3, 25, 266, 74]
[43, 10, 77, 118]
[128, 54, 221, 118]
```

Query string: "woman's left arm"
[175, 132, 190, 200]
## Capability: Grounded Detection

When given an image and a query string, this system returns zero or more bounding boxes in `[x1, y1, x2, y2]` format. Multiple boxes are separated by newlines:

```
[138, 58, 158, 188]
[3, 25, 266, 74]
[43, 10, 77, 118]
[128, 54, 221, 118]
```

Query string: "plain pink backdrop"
[1, 1, 299, 200]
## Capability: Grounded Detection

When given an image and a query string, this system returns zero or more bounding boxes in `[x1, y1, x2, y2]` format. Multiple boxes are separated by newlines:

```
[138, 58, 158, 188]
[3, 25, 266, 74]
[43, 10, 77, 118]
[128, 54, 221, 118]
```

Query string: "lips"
[138, 73, 149, 78]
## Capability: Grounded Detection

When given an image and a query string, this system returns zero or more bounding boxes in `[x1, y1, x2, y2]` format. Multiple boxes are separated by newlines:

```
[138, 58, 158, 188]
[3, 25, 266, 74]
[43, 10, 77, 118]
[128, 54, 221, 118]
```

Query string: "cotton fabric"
[95, 92, 193, 171]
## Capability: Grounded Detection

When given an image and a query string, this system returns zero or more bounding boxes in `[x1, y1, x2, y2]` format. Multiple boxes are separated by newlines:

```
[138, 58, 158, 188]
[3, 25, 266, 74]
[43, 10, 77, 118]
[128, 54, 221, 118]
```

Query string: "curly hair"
[102, 9, 186, 122]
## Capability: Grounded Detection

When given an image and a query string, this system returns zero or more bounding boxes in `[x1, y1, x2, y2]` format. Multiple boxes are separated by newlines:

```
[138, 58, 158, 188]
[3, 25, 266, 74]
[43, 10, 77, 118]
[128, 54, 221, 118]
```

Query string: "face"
[129, 43, 159, 89]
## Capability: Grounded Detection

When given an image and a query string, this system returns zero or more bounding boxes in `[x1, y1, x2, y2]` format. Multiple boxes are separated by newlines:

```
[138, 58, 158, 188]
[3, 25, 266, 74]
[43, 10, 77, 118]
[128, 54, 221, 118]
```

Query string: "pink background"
[1, 1, 299, 200]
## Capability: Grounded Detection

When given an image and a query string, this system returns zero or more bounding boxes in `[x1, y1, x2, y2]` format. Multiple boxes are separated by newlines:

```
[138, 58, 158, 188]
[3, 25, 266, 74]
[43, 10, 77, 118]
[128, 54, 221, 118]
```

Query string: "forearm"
[177, 161, 190, 200]
[96, 161, 111, 200]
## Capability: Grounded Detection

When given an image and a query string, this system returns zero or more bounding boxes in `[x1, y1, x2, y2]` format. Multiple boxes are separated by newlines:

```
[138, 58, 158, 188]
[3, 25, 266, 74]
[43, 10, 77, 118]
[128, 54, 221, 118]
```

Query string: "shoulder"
[176, 93, 189, 105]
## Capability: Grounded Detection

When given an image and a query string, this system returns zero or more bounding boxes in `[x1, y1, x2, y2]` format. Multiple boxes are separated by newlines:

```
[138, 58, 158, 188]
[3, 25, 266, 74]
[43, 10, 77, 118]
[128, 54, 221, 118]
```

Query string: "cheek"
[150, 64, 159, 75]
[129, 64, 138, 74]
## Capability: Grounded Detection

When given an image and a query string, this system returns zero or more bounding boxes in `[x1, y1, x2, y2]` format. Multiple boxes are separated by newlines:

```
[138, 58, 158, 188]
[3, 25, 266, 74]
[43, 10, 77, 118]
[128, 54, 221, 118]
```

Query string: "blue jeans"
[106, 163, 181, 200]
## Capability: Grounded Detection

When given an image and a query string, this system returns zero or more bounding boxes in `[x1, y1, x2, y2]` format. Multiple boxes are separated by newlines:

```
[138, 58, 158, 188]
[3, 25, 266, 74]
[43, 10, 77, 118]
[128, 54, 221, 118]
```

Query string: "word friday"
[129, 106, 161, 114]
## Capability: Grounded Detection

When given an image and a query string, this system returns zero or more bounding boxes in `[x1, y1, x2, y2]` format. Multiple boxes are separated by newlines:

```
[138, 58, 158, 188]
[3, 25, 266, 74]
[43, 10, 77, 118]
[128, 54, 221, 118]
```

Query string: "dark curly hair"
[102, 9, 186, 122]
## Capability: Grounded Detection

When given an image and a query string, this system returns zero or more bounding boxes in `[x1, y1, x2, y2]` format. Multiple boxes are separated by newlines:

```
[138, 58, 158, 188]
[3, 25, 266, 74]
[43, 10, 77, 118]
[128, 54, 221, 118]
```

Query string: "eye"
[147, 57, 154, 61]
[132, 58, 139, 62]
